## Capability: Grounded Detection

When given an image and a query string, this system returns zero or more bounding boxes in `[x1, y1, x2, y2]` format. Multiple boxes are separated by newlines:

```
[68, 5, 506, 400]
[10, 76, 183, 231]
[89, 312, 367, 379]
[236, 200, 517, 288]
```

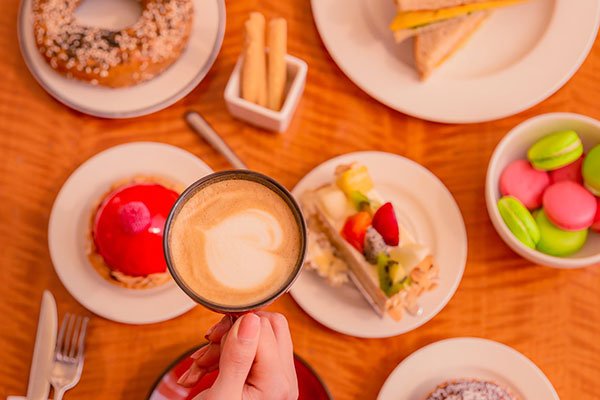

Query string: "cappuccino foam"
[168, 179, 301, 307]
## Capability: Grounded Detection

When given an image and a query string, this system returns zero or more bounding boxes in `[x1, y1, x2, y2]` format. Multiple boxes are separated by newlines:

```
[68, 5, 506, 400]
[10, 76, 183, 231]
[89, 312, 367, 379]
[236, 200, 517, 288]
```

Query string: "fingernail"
[205, 325, 216, 339]
[236, 313, 260, 340]
[196, 345, 214, 364]
[177, 368, 191, 385]
[190, 346, 208, 360]
[187, 366, 206, 383]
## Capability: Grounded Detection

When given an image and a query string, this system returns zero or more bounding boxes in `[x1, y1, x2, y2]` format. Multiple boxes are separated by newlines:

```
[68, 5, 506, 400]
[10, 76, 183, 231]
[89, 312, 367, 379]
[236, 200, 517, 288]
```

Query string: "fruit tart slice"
[302, 163, 438, 320]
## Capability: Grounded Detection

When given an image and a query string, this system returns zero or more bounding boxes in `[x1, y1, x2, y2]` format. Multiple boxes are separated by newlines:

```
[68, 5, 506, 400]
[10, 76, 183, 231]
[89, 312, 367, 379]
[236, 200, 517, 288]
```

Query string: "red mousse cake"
[88, 176, 181, 289]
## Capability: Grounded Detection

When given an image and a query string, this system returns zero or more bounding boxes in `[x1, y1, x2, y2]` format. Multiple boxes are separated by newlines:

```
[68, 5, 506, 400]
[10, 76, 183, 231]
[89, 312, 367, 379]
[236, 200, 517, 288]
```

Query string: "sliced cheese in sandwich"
[390, 0, 523, 42]
[414, 11, 489, 79]
[392, 20, 450, 43]
[396, 0, 504, 11]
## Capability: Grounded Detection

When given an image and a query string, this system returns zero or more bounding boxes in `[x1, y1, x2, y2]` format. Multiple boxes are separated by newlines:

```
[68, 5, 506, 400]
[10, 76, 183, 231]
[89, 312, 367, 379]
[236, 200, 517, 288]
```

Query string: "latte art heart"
[167, 178, 301, 307]
[203, 209, 284, 289]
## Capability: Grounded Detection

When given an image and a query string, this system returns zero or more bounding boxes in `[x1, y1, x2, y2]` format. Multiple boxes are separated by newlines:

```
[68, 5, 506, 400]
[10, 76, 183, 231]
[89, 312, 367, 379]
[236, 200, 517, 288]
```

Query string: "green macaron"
[583, 144, 600, 196]
[498, 196, 540, 249]
[535, 209, 588, 257]
[527, 130, 584, 171]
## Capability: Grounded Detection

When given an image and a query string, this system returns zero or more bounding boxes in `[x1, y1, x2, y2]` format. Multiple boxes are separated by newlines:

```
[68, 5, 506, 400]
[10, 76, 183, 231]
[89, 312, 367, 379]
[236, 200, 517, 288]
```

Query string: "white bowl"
[486, 113, 600, 269]
[224, 54, 307, 132]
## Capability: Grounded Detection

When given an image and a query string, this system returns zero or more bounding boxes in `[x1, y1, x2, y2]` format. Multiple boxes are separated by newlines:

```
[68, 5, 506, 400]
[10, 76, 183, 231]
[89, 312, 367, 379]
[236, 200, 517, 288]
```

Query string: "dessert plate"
[18, 0, 225, 118]
[377, 337, 559, 400]
[290, 152, 467, 338]
[310, 0, 600, 123]
[147, 345, 332, 400]
[48, 142, 212, 324]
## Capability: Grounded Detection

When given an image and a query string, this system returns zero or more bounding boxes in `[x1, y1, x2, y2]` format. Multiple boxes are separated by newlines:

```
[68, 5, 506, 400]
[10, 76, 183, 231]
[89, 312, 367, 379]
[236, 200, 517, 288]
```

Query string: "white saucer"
[18, 0, 225, 118]
[290, 152, 467, 338]
[377, 337, 559, 400]
[48, 142, 213, 324]
[311, 0, 600, 123]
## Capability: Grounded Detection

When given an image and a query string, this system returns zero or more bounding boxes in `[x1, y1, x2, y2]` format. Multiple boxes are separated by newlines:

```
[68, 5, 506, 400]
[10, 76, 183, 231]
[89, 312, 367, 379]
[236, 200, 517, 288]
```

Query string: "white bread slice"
[395, 0, 491, 11]
[393, 19, 458, 43]
[414, 11, 489, 79]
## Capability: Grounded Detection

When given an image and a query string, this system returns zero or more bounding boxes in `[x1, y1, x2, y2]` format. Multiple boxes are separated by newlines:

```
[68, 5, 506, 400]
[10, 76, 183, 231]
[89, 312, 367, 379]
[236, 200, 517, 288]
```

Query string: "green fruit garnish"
[377, 256, 392, 295]
[388, 281, 403, 296]
[349, 191, 371, 211]
[389, 276, 413, 297]
[377, 253, 408, 297]
[388, 262, 407, 283]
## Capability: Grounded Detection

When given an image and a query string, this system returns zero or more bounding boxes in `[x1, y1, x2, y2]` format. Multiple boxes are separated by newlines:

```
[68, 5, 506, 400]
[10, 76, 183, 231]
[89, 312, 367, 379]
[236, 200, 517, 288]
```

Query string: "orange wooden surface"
[1, 1, 599, 399]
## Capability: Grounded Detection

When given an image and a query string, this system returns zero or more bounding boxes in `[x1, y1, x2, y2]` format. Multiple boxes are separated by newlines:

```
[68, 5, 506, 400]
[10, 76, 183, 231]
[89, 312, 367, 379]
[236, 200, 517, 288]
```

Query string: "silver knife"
[26, 290, 57, 400]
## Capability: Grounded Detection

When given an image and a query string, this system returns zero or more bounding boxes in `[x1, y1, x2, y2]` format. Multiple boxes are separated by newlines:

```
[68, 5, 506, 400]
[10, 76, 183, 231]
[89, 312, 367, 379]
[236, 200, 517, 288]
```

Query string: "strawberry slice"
[372, 202, 400, 246]
[341, 211, 372, 253]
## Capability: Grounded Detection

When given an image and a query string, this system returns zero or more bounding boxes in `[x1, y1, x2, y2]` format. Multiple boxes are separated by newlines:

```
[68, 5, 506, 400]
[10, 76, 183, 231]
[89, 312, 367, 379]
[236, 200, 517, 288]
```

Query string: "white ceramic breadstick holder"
[224, 54, 307, 132]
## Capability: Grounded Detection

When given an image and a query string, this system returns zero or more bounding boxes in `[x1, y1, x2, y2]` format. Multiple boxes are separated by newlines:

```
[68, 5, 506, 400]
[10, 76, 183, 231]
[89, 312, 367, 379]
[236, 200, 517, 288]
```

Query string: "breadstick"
[250, 12, 267, 106]
[241, 12, 267, 106]
[241, 19, 257, 103]
[267, 18, 287, 111]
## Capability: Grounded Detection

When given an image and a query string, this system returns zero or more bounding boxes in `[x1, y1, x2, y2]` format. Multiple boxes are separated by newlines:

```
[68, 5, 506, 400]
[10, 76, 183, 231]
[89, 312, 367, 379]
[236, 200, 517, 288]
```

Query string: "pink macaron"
[500, 159, 550, 210]
[543, 181, 597, 231]
[549, 155, 584, 184]
[592, 198, 600, 233]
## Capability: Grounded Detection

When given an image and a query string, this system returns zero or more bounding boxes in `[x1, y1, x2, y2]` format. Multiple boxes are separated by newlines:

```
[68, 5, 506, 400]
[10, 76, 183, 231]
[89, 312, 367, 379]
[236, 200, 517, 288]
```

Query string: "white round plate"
[377, 337, 559, 400]
[18, 0, 225, 118]
[48, 142, 213, 324]
[290, 152, 467, 338]
[311, 0, 600, 123]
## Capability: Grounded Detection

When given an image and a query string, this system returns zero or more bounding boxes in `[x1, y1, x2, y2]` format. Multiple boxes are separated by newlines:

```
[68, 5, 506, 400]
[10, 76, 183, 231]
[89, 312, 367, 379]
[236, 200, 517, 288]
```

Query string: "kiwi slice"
[377, 254, 392, 295]
[388, 262, 407, 283]
[377, 253, 408, 297]
[349, 191, 371, 212]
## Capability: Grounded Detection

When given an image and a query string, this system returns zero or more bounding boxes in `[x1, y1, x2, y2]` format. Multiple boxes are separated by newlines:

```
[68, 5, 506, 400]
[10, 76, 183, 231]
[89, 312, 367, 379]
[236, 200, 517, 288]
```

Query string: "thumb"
[208, 313, 261, 398]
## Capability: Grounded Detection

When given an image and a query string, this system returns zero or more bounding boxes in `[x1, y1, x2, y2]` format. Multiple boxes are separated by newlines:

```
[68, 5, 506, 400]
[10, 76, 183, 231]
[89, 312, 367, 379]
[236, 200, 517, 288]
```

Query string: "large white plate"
[290, 152, 467, 338]
[18, 0, 225, 118]
[311, 0, 600, 123]
[48, 142, 213, 324]
[377, 337, 559, 400]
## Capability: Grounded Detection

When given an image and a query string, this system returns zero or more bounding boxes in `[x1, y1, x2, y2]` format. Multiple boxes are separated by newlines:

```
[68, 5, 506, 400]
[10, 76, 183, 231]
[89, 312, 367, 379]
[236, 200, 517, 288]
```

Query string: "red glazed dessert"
[88, 176, 181, 289]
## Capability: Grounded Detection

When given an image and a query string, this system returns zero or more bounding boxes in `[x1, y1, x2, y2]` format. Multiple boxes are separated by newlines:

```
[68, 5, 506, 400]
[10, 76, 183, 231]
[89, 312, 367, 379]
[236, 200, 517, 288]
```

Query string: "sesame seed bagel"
[33, 0, 194, 87]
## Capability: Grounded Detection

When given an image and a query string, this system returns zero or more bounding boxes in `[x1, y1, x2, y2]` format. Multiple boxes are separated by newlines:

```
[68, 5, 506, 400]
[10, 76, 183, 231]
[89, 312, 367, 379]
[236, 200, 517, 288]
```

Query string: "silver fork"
[49, 313, 89, 400]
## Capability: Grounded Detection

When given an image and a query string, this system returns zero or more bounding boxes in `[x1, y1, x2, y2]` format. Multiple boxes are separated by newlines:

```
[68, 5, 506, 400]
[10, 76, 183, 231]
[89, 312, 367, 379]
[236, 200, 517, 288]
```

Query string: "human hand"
[178, 312, 299, 400]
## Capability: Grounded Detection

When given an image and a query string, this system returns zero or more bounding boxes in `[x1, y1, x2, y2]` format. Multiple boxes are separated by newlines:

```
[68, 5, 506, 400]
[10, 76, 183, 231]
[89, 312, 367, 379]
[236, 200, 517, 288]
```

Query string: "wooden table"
[1, 1, 599, 399]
